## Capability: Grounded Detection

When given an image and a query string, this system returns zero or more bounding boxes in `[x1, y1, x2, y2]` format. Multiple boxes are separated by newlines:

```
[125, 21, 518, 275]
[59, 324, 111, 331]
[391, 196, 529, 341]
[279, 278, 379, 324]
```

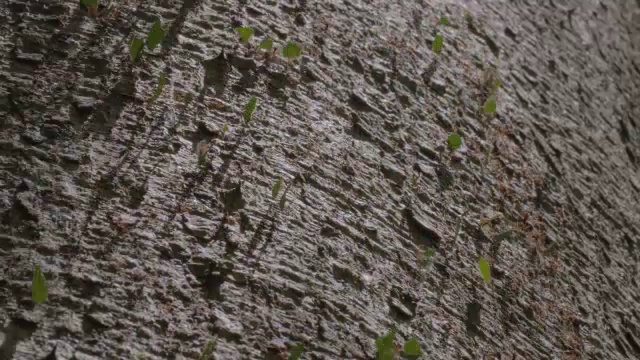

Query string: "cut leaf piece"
[424, 248, 435, 264]
[259, 37, 273, 49]
[288, 342, 304, 360]
[432, 34, 443, 54]
[478, 256, 491, 283]
[272, 177, 283, 199]
[439, 17, 449, 25]
[199, 338, 216, 360]
[151, 72, 167, 103]
[243, 96, 257, 123]
[447, 132, 462, 152]
[147, 21, 165, 50]
[403, 339, 422, 357]
[235, 26, 254, 43]
[130, 38, 144, 62]
[282, 41, 302, 58]
[375, 329, 396, 360]
[483, 95, 497, 114]
[32, 264, 48, 304]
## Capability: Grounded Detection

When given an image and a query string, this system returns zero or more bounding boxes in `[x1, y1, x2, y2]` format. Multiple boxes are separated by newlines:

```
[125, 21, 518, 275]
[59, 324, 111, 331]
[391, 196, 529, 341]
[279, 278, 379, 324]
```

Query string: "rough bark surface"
[1, 0, 639, 359]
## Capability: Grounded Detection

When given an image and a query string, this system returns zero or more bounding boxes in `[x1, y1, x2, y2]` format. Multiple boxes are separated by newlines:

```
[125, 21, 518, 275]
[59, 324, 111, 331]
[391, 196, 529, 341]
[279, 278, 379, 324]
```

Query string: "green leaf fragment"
[447, 132, 462, 152]
[81, 0, 99, 6]
[147, 21, 165, 50]
[483, 95, 497, 114]
[235, 26, 254, 43]
[288, 342, 304, 360]
[272, 177, 283, 199]
[259, 37, 273, 49]
[222, 123, 229, 134]
[439, 17, 449, 25]
[151, 72, 168, 103]
[378, 349, 394, 360]
[432, 34, 443, 54]
[424, 248, 435, 264]
[130, 38, 144, 62]
[478, 256, 491, 283]
[199, 338, 216, 360]
[282, 41, 302, 58]
[32, 264, 48, 304]
[403, 339, 422, 357]
[375, 329, 396, 360]
[243, 96, 257, 123]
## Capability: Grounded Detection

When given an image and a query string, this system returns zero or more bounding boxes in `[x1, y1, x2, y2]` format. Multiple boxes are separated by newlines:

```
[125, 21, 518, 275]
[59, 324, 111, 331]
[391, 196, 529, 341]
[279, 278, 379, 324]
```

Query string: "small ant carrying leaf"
[262, 47, 279, 66]
[110, 216, 130, 234]
[80, 0, 100, 18]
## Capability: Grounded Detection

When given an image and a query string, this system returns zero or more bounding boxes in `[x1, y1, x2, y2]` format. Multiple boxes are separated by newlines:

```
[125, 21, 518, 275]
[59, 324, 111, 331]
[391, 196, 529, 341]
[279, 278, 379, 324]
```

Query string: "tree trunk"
[1, 0, 639, 359]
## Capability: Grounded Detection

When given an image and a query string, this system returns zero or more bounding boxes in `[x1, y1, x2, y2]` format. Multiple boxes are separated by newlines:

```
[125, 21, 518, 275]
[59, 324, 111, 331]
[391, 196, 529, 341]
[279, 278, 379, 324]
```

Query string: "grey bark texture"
[1, 0, 640, 359]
